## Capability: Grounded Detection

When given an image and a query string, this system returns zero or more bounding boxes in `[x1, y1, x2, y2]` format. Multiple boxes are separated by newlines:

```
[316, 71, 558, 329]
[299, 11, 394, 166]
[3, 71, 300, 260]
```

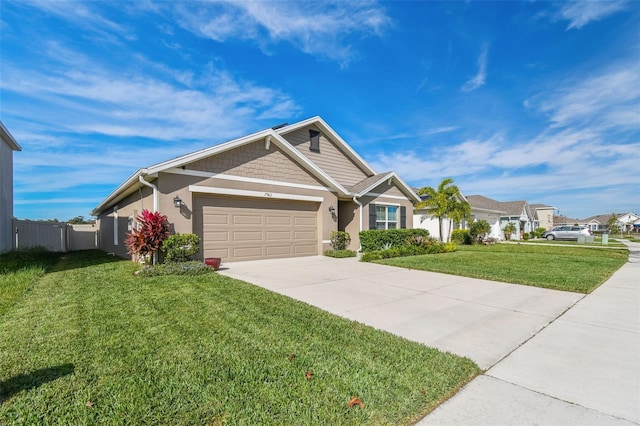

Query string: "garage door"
[194, 195, 319, 262]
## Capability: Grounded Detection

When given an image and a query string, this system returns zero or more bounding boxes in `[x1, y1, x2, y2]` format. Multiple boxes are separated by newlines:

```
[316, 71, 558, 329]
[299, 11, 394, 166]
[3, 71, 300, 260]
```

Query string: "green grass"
[0, 248, 62, 317]
[0, 251, 478, 425]
[524, 238, 625, 247]
[377, 244, 628, 293]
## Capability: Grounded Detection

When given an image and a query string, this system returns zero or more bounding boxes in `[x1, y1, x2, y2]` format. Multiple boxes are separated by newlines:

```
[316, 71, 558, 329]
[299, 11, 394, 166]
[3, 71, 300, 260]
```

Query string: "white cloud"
[1, 46, 299, 141]
[462, 43, 488, 92]
[557, 0, 629, 30]
[173, 1, 391, 65]
[537, 67, 640, 130]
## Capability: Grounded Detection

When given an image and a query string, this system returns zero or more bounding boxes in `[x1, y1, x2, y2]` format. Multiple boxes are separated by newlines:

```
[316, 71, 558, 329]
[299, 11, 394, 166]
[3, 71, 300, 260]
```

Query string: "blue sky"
[1, 0, 638, 221]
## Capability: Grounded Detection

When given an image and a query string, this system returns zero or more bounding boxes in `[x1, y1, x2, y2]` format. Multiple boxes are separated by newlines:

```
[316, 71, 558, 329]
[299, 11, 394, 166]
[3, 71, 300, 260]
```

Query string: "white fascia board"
[357, 172, 421, 203]
[0, 121, 21, 151]
[471, 206, 507, 215]
[146, 129, 273, 174]
[276, 116, 377, 176]
[189, 185, 324, 203]
[165, 168, 331, 192]
[91, 168, 147, 216]
[269, 132, 350, 196]
[145, 126, 348, 196]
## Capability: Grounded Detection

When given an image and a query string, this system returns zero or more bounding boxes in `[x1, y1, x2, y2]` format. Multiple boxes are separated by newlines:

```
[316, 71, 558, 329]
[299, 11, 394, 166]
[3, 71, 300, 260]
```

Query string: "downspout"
[353, 195, 363, 252]
[138, 175, 159, 264]
[138, 175, 159, 212]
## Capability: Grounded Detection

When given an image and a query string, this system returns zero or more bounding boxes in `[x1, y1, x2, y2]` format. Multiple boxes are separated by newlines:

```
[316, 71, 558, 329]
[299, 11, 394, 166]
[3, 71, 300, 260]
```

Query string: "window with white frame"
[376, 205, 398, 230]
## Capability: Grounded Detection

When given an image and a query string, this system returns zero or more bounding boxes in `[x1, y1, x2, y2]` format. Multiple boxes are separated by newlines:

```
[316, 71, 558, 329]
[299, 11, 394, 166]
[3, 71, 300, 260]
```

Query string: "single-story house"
[529, 203, 556, 231]
[553, 215, 586, 228]
[579, 213, 640, 233]
[1, 121, 21, 253]
[413, 192, 504, 241]
[92, 117, 419, 262]
[466, 195, 534, 240]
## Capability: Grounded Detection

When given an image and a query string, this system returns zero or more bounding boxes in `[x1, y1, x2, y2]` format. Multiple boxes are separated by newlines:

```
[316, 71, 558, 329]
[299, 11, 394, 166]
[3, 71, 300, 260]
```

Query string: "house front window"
[376, 205, 398, 230]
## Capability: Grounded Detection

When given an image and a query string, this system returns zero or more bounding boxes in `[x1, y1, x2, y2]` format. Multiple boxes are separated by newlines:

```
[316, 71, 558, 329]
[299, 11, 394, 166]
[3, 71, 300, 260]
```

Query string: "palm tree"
[417, 178, 470, 242]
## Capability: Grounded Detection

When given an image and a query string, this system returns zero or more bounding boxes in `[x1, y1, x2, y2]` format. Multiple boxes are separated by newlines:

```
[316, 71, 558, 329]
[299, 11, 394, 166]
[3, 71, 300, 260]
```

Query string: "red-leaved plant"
[125, 209, 170, 264]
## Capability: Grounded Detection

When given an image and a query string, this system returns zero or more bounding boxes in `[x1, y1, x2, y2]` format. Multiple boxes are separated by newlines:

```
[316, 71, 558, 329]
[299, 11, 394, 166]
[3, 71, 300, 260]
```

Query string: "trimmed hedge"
[136, 261, 214, 277]
[359, 229, 430, 252]
[361, 242, 456, 262]
[324, 249, 358, 258]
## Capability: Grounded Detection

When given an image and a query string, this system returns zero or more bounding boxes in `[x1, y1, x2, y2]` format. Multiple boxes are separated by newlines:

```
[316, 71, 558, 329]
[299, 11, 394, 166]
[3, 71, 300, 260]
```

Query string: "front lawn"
[0, 251, 478, 425]
[376, 244, 628, 293]
[524, 238, 625, 247]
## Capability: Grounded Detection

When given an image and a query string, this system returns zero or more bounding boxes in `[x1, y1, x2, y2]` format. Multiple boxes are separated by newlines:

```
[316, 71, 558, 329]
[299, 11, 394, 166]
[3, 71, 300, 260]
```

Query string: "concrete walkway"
[218, 243, 639, 425]
[422, 241, 640, 425]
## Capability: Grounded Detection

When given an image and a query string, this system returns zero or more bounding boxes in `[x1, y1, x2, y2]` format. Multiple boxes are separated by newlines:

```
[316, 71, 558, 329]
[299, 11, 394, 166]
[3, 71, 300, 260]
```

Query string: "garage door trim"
[189, 185, 324, 203]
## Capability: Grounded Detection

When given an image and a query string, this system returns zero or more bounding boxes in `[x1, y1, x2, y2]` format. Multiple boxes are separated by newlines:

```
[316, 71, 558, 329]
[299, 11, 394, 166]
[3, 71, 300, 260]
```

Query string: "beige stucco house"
[529, 203, 556, 231]
[1, 121, 21, 253]
[92, 117, 419, 262]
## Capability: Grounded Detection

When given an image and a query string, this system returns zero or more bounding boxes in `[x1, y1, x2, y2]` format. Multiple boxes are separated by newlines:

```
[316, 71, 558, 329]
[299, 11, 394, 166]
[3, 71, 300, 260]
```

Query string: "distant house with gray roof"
[466, 195, 535, 240]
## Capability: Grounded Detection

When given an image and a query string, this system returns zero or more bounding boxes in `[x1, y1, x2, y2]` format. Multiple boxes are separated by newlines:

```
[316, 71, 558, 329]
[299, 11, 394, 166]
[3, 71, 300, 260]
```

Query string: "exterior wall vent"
[309, 130, 320, 152]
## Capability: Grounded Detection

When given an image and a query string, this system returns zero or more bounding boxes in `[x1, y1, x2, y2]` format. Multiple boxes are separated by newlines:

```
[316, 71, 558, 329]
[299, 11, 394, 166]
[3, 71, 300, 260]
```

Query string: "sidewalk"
[420, 242, 640, 425]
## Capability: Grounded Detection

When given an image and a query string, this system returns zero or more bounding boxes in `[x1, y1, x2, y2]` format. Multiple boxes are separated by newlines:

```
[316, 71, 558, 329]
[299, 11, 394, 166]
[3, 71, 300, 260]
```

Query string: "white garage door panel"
[195, 195, 319, 262]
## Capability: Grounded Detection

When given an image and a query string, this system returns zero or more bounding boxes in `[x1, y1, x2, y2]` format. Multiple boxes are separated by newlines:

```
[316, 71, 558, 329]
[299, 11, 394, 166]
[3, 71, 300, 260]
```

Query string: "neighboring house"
[92, 117, 419, 262]
[1, 121, 21, 253]
[413, 192, 504, 241]
[466, 195, 534, 240]
[581, 213, 640, 233]
[554, 215, 587, 228]
[580, 214, 609, 232]
[412, 192, 468, 241]
[529, 203, 557, 231]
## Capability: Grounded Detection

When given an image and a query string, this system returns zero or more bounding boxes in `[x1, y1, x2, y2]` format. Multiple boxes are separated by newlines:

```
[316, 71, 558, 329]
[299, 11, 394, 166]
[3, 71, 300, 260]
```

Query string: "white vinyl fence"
[12, 220, 99, 252]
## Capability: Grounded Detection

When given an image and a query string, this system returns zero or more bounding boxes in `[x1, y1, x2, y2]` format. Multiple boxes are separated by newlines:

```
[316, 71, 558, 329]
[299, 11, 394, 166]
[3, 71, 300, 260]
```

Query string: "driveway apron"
[217, 256, 582, 371]
[219, 243, 640, 425]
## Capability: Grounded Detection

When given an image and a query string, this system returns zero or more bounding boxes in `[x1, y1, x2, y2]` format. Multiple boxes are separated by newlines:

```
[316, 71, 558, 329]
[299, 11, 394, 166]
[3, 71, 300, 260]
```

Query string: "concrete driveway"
[219, 243, 640, 425]
[217, 256, 583, 370]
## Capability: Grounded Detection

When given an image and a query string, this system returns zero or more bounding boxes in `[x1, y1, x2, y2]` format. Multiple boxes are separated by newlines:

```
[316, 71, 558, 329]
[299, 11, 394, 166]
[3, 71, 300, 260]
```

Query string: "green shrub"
[324, 249, 357, 258]
[360, 240, 454, 262]
[443, 242, 457, 253]
[531, 227, 546, 238]
[162, 233, 200, 263]
[523, 232, 530, 241]
[359, 229, 430, 252]
[503, 222, 517, 241]
[451, 229, 472, 245]
[136, 261, 213, 277]
[469, 220, 491, 244]
[329, 231, 351, 251]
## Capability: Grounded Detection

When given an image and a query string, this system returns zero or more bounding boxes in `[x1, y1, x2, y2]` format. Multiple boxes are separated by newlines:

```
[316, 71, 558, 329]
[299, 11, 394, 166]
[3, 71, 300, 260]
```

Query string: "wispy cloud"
[556, 0, 629, 30]
[1, 44, 299, 141]
[371, 58, 640, 216]
[532, 65, 640, 131]
[172, 1, 391, 65]
[462, 43, 488, 92]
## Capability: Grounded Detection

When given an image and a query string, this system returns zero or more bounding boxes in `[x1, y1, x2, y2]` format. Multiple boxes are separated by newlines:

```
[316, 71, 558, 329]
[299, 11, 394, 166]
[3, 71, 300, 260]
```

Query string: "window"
[113, 206, 118, 246]
[376, 205, 398, 230]
[309, 130, 320, 152]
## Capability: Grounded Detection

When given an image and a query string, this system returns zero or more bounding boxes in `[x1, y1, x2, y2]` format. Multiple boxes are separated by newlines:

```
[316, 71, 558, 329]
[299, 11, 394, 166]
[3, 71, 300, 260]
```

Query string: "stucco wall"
[96, 185, 154, 258]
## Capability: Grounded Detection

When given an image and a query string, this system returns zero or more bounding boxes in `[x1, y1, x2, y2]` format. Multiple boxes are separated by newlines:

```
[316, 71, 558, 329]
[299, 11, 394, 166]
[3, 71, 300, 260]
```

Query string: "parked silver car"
[541, 226, 591, 241]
